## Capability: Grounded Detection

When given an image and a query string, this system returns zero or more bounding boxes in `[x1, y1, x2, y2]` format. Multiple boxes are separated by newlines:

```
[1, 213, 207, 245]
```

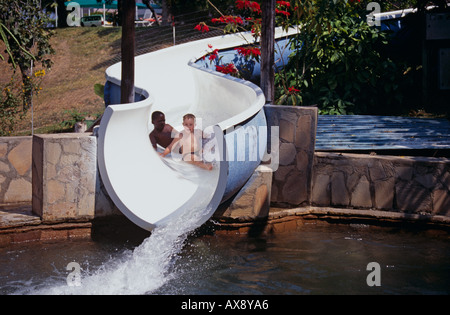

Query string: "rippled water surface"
[1, 223, 449, 295]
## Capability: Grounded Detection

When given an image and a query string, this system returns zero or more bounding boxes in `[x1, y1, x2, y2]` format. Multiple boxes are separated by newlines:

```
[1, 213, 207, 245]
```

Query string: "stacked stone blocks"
[312, 152, 450, 216]
[264, 105, 318, 208]
[214, 165, 273, 222]
[0, 105, 449, 231]
[32, 134, 97, 222]
[0, 137, 32, 204]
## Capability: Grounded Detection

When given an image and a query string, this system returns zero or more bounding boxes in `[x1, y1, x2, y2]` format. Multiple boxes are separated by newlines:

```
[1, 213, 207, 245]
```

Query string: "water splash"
[5, 159, 220, 295]
[34, 203, 211, 295]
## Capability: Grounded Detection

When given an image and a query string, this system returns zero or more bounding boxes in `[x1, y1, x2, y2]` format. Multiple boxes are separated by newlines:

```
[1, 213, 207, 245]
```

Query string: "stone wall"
[2, 104, 450, 230]
[0, 137, 32, 204]
[264, 105, 318, 208]
[312, 152, 450, 216]
[31, 133, 121, 223]
[32, 134, 99, 222]
[214, 165, 273, 222]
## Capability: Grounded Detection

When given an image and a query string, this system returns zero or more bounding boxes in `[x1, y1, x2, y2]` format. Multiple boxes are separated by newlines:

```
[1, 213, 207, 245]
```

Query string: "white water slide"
[98, 28, 296, 231]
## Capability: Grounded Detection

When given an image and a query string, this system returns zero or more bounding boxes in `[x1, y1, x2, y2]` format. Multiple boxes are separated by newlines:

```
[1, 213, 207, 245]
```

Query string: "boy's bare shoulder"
[163, 124, 174, 132]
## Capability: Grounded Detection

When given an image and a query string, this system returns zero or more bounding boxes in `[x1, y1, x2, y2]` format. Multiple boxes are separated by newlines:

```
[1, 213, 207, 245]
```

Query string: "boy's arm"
[149, 131, 157, 149]
[161, 134, 181, 157]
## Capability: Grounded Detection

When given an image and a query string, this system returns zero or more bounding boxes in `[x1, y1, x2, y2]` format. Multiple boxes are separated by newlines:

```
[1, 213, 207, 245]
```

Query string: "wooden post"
[121, 0, 136, 104]
[260, 0, 276, 104]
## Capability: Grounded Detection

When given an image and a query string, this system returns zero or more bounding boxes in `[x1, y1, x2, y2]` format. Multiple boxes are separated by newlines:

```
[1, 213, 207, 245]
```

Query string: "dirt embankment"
[0, 27, 121, 134]
[0, 24, 222, 135]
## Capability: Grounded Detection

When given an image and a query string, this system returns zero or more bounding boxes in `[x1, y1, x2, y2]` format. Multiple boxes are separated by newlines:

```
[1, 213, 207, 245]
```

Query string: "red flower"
[211, 15, 244, 25]
[288, 86, 300, 94]
[276, 1, 290, 7]
[275, 8, 290, 17]
[194, 22, 209, 33]
[209, 49, 219, 61]
[246, 17, 261, 34]
[235, 0, 261, 13]
[234, 16, 244, 24]
[235, 46, 261, 59]
[216, 63, 238, 75]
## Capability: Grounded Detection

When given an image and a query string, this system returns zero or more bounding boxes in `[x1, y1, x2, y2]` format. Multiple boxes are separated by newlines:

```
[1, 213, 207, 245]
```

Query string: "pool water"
[0, 222, 448, 295]
[156, 224, 450, 295]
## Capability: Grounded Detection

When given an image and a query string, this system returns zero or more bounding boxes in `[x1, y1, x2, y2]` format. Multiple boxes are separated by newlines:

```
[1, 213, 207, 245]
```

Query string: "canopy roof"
[64, 0, 160, 10]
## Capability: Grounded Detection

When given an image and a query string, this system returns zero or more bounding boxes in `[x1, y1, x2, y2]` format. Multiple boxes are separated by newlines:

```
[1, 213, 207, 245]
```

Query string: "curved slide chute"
[97, 28, 295, 231]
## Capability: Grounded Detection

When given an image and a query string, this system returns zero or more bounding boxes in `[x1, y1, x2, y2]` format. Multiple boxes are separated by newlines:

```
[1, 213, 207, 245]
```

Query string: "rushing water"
[4, 203, 213, 295]
[0, 222, 449, 295]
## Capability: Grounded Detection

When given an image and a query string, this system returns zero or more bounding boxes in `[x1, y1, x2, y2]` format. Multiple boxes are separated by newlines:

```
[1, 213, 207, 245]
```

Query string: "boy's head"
[151, 111, 166, 131]
[182, 113, 196, 133]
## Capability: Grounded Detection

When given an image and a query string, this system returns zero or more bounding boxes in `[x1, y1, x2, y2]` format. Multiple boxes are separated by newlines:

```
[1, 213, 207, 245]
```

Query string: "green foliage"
[274, 0, 408, 114]
[197, 0, 446, 115]
[0, 71, 46, 136]
[0, 0, 54, 135]
[0, 0, 54, 110]
[94, 83, 105, 99]
[60, 109, 89, 130]
[0, 22, 35, 69]
[0, 0, 54, 70]
[0, 79, 26, 136]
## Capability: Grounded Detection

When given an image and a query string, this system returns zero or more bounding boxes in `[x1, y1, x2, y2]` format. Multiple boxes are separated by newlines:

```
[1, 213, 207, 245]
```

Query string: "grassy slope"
[0, 24, 221, 135]
[14, 27, 121, 134]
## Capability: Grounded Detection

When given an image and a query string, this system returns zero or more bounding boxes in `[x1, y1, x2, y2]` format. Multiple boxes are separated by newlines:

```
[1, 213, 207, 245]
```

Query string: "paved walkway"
[0, 203, 93, 247]
[0, 204, 39, 229]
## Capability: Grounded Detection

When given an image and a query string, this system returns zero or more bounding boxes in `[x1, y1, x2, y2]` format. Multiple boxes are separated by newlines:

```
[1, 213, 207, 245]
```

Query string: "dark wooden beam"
[260, 0, 276, 104]
[121, 0, 136, 104]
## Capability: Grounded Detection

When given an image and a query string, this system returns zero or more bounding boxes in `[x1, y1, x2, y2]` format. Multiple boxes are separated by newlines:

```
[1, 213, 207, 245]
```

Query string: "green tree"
[0, 0, 54, 109]
[197, 0, 450, 114]
[0, 0, 54, 135]
[274, 0, 409, 114]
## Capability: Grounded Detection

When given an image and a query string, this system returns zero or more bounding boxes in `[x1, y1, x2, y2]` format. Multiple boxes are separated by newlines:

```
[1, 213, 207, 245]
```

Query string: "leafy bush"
[0, 80, 25, 136]
[274, 0, 407, 114]
[1, 0, 54, 135]
[60, 109, 89, 130]
[0, 73, 45, 136]
[195, 0, 434, 115]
